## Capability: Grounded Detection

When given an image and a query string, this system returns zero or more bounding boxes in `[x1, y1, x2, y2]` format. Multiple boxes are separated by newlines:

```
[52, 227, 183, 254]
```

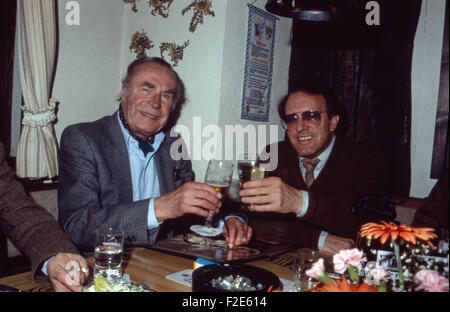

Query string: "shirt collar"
[299, 135, 336, 170]
[117, 110, 165, 157]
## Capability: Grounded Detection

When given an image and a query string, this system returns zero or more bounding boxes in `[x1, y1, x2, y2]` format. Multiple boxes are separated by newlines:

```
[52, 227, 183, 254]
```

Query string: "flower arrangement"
[360, 221, 437, 247]
[302, 222, 449, 292]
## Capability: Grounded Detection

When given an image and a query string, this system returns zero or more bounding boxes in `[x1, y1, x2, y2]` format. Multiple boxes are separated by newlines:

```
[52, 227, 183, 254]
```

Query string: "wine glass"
[203, 160, 234, 226]
[237, 153, 266, 210]
[190, 160, 234, 237]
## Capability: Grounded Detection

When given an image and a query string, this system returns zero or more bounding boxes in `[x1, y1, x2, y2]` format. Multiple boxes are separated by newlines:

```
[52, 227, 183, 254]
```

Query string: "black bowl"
[192, 264, 281, 292]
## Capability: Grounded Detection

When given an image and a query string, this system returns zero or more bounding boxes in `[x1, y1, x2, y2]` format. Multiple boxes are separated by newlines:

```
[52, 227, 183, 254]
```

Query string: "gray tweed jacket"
[58, 112, 198, 256]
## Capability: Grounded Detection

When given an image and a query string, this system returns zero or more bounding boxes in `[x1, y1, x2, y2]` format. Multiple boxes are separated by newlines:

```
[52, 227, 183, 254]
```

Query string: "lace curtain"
[16, 0, 58, 178]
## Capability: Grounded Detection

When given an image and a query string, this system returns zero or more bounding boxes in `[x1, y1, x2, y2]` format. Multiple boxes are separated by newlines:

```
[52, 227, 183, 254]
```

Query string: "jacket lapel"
[278, 140, 306, 190]
[310, 136, 339, 189]
[105, 111, 134, 201]
[104, 113, 176, 200]
[154, 134, 175, 195]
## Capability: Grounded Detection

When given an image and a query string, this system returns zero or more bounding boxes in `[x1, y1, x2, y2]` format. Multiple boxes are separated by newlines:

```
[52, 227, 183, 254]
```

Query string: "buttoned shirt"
[117, 112, 165, 230]
[296, 136, 336, 250]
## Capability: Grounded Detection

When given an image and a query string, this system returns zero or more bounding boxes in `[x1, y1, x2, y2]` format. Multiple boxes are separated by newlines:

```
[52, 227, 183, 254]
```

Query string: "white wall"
[53, 0, 125, 141]
[10, 27, 22, 157]
[120, 0, 290, 180]
[51, 0, 291, 180]
[120, 0, 227, 180]
[410, 0, 447, 197]
[48, 0, 445, 195]
[218, 0, 291, 180]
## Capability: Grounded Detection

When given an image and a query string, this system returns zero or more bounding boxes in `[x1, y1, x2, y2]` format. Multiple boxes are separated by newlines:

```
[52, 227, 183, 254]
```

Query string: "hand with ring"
[47, 252, 89, 292]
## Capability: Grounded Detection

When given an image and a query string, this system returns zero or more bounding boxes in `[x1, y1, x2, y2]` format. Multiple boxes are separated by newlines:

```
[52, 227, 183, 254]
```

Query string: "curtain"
[288, 0, 422, 196]
[16, 0, 58, 179]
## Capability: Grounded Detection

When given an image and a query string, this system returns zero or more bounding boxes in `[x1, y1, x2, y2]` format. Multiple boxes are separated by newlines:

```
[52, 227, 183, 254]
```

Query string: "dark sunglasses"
[283, 110, 327, 128]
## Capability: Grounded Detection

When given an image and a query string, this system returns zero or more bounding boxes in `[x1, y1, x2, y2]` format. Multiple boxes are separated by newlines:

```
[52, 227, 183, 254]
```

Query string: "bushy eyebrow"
[140, 82, 155, 88]
[140, 81, 175, 95]
[163, 89, 176, 95]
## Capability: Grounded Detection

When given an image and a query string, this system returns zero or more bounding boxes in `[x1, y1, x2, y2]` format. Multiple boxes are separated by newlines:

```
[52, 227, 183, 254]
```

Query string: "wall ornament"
[129, 30, 154, 59]
[123, 0, 138, 13]
[148, 0, 174, 18]
[160, 40, 190, 66]
[182, 0, 215, 33]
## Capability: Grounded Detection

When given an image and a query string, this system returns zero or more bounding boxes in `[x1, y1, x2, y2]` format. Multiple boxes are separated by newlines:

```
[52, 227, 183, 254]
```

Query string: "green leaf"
[377, 281, 387, 292]
[318, 273, 335, 285]
[347, 265, 360, 283]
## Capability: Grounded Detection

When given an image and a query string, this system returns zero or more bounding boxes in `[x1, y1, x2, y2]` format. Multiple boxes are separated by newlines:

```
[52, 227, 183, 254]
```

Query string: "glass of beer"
[237, 153, 266, 210]
[203, 160, 234, 227]
[94, 228, 124, 280]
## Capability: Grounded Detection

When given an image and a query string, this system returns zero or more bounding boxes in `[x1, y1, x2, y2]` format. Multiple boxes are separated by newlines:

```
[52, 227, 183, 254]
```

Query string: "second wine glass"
[203, 160, 234, 227]
[237, 153, 266, 211]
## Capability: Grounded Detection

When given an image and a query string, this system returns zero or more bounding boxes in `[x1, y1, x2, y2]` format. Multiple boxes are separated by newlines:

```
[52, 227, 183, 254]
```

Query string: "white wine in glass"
[237, 154, 266, 210]
[190, 160, 234, 237]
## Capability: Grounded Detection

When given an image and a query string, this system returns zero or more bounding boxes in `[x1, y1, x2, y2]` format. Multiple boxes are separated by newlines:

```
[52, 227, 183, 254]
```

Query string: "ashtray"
[192, 264, 281, 292]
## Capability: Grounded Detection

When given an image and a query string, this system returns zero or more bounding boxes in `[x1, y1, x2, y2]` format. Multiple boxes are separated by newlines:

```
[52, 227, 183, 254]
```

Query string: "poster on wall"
[241, 5, 276, 122]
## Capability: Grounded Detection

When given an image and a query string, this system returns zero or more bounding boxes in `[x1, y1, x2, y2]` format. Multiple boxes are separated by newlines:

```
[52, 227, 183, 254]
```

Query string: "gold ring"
[81, 267, 89, 274]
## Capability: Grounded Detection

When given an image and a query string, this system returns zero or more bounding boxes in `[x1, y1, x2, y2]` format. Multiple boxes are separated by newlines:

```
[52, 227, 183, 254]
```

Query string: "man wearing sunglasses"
[240, 85, 388, 254]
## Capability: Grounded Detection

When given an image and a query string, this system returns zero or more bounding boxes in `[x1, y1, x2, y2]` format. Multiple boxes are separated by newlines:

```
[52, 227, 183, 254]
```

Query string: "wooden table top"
[0, 247, 297, 292]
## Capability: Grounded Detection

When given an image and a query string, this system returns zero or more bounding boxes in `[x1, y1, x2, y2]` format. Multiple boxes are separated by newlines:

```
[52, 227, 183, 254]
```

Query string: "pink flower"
[333, 249, 367, 274]
[306, 258, 325, 279]
[414, 270, 449, 292]
[365, 268, 390, 285]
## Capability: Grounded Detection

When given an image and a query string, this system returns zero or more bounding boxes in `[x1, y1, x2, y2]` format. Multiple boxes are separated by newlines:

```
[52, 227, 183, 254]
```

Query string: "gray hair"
[119, 57, 185, 112]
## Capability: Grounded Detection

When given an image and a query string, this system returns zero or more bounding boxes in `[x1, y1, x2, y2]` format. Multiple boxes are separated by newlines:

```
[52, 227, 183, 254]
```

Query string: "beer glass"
[94, 228, 124, 280]
[203, 160, 234, 227]
[237, 153, 266, 210]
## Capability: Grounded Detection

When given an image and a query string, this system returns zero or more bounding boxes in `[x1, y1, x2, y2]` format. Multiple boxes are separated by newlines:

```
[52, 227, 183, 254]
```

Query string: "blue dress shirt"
[117, 112, 164, 230]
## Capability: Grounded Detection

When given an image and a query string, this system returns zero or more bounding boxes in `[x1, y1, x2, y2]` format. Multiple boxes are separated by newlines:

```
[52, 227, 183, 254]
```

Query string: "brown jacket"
[0, 142, 79, 282]
[249, 136, 388, 249]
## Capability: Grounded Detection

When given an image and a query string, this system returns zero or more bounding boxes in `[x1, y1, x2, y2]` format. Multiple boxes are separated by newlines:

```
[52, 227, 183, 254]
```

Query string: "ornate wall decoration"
[123, 0, 139, 13]
[148, 0, 174, 18]
[182, 0, 215, 33]
[129, 30, 154, 59]
[160, 41, 190, 66]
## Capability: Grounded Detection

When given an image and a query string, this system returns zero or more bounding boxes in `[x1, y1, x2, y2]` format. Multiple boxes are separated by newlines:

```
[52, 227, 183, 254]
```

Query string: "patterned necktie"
[302, 158, 320, 188]
[119, 106, 155, 156]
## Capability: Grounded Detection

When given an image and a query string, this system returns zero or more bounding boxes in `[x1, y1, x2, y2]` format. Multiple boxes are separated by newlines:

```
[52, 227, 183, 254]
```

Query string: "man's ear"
[120, 89, 126, 103]
[330, 115, 339, 132]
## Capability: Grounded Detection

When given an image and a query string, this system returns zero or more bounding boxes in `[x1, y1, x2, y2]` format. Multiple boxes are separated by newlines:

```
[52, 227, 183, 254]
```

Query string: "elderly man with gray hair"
[58, 57, 252, 256]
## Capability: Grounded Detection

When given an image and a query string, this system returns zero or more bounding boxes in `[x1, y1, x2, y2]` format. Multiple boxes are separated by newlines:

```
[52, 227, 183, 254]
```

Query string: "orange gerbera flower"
[360, 221, 437, 247]
[267, 285, 282, 292]
[311, 276, 377, 292]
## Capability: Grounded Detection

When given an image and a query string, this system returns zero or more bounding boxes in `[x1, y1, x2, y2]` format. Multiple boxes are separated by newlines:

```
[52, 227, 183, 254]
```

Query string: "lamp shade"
[265, 0, 364, 48]
[265, 0, 348, 22]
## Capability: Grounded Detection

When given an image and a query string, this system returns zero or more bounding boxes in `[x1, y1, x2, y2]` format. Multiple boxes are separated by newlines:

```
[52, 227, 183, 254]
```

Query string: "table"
[0, 247, 297, 292]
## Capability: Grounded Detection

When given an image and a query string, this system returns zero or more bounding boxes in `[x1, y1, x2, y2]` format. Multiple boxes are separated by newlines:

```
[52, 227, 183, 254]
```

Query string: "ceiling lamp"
[265, 0, 350, 22]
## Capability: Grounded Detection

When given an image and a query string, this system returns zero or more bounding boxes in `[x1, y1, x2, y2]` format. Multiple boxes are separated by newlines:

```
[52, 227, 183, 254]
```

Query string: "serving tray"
[147, 234, 297, 264]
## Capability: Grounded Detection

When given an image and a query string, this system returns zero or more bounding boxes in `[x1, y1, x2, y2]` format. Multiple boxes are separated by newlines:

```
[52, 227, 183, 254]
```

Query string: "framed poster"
[241, 5, 276, 122]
